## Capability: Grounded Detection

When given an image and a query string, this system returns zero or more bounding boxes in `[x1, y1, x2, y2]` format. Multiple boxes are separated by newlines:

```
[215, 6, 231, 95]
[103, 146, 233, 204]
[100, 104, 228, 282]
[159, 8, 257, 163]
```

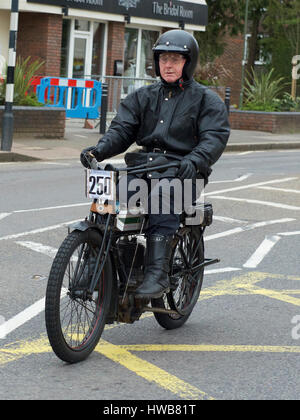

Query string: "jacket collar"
[160, 78, 193, 92]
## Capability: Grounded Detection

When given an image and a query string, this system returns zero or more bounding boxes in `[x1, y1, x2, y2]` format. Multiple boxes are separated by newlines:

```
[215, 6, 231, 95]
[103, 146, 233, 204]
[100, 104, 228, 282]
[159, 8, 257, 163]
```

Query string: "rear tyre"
[152, 227, 204, 330]
[45, 230, 112, 363]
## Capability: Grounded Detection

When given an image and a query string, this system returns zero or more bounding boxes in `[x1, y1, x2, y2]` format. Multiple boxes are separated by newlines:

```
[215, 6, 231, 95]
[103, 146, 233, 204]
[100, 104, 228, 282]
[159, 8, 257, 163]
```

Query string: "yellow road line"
[1, 335, 300, 400]
[201, 272, 300, 307]
[243, 284, 300, 306]
[95, 339, 214, 400]
[0, 336, 51, 366]
[0, 334, 215, 400]
[1, 269, 300, 399]
[119, 344, 300, 353]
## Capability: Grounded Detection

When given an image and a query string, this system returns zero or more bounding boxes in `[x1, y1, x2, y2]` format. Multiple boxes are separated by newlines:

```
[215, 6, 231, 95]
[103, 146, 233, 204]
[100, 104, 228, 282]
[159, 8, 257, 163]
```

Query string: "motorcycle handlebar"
[89, 157, 180, 175]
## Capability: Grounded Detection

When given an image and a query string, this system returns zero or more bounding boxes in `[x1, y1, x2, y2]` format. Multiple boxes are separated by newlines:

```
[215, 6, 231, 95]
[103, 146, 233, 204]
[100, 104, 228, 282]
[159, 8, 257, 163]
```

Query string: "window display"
[124, 28, 159, 79]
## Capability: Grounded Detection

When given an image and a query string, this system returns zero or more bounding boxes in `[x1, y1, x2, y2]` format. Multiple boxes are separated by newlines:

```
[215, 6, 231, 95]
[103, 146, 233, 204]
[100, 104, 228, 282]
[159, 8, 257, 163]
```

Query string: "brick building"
[215, 32, 268, 107]
[215, 34, 244, 107]
[0, 0, 208, 81]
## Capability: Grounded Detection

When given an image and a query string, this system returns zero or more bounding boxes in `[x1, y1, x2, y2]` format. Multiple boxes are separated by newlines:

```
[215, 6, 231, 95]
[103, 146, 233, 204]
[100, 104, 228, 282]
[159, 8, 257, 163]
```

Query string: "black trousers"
[117, 173, 203, 236]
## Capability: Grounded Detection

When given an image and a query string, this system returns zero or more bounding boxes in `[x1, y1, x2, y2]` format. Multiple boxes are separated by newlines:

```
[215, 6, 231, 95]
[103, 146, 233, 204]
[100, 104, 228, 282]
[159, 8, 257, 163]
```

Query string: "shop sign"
[27, 0, 208, 26]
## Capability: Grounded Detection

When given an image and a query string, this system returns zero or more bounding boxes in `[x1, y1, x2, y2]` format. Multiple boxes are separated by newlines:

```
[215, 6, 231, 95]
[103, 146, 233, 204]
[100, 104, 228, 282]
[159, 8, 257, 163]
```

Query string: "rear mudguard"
[70, 219, 118, 324]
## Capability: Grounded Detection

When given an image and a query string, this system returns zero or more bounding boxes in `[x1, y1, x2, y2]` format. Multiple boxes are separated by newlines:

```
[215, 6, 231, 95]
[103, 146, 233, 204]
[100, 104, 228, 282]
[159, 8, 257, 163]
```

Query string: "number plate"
[85, 169, 116, 201]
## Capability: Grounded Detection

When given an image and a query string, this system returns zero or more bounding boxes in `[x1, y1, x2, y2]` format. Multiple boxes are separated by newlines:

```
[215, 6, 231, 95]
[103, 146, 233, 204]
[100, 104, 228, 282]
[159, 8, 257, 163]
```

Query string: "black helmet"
[153, 30, 199, 81]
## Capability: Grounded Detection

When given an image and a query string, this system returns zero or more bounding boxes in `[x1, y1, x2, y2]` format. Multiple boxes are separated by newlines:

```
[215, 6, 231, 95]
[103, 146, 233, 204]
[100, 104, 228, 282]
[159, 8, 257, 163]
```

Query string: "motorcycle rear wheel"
[152, 227, 204, 330]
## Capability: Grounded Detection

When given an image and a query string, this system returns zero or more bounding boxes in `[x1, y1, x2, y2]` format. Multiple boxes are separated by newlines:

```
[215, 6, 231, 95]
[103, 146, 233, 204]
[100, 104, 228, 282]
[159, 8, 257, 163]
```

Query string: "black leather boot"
[135, 234, 173, 299]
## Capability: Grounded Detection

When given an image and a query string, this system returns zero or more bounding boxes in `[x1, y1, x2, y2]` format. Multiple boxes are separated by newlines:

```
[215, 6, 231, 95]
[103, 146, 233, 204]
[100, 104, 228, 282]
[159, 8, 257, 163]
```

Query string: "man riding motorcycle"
[80, 30, 230, 299]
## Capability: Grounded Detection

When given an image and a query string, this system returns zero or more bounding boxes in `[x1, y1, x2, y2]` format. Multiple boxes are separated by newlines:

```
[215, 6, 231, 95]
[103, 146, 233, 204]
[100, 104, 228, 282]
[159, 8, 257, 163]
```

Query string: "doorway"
[72, 35, 90, 78]
[61, 19, 107, 79]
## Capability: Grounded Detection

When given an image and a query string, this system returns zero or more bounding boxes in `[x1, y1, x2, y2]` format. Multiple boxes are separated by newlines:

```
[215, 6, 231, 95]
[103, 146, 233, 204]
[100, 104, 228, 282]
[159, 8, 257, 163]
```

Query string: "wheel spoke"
[61, 243, 100, 346]
[168, 229, 204, 315]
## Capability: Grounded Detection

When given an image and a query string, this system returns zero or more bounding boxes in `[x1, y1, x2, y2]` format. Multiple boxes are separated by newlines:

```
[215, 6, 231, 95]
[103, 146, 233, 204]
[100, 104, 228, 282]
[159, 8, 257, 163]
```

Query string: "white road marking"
[2, 221, 298, 338]
[235, 173, 253, 182]
[243, 235, 281, 268]
[13, 202, 89, 214]
[0, 236, 83, 338]
[0, 219, 82, 241]
[16, 241, 59, 258]
[0, 287, 68, 339]
[0, 263, 251, 339]
[0, 213, 11, 221]
[210, 173, 253, 184]
[204, 218, 295, 241]
[277, 231, 300, 236]
[210, 195, 300, 211]
[16, 241, 78, 262]
[205, 177, 298, 197]
[204, 267, 241, 274]
[0, 297, 45, 339]
[257, 186, 300, 194]
[214, 215, 248, 225]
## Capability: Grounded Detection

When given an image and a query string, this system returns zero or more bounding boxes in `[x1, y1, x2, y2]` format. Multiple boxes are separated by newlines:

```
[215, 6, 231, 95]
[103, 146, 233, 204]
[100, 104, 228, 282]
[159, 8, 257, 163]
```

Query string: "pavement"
[1, 118, 300, 162]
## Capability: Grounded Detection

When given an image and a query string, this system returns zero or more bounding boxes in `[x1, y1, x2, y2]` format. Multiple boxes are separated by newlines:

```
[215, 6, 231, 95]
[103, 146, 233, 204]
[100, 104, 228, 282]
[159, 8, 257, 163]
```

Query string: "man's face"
[159, 53, 186, 83]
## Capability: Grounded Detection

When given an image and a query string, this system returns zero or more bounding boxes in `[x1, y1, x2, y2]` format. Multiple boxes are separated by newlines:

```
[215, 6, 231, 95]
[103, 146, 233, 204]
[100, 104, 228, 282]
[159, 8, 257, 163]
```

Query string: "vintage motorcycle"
[45, 155, 219, 363]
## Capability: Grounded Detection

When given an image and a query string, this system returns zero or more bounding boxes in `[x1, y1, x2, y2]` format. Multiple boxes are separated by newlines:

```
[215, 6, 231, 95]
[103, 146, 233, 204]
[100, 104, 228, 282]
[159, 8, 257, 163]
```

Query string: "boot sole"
[135, 287, 170, 299]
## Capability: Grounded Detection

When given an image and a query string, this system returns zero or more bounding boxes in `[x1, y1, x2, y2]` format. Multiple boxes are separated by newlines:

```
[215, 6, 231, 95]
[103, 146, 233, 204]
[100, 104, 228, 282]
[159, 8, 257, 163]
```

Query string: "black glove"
[177, 158, 197, 180]
[80, 146, 97, 168]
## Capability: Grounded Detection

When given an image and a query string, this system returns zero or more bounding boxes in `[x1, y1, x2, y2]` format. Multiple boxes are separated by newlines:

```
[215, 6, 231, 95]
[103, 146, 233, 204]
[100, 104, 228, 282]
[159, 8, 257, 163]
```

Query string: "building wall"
[215, 34, 244, 107]
[229, 110, 300, 133]
[17, 12, 62, 77]
[106, 21, 125, 76]
[17, 14, 125, 78]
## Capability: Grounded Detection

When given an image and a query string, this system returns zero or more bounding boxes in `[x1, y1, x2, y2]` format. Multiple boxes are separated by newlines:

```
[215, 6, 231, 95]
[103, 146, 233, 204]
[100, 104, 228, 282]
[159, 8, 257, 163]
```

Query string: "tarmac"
[1, 118, 300, 162]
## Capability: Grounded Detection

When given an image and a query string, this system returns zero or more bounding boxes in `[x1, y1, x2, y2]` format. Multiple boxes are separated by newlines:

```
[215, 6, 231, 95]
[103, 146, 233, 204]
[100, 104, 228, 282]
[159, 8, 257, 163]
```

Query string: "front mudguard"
[70, 219, 118, 324]
[69, 219, 101, 233]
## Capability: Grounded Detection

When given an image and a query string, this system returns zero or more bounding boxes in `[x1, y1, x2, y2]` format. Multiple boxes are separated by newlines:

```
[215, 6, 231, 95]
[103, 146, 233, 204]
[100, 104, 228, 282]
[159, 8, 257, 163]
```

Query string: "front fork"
[87, 213, 113, 296]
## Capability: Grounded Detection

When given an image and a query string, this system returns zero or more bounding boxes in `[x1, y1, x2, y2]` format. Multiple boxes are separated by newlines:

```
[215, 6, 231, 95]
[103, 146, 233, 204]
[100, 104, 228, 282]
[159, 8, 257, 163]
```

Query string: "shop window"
[73, 38, 87, 78]
[75, 20, 90, 32]
[140, 30, 159, 78]
[60, 19, 106, 79]
[124, 28, 159, 80]
[124, 28, 138, 80]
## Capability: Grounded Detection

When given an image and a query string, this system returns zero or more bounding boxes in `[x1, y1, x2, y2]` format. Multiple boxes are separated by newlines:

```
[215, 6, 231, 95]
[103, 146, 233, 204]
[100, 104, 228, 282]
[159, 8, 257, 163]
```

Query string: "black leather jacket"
[94, 79, 230, 179]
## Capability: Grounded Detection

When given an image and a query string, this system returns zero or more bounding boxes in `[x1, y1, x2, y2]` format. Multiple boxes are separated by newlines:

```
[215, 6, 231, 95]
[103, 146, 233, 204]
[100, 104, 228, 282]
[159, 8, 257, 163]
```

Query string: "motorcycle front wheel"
[45, 229, 112, 363]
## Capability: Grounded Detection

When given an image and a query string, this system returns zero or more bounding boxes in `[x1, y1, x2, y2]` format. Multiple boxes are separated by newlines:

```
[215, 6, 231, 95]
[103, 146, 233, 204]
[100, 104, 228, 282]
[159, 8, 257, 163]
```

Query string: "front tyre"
[45, 230, 112, 363]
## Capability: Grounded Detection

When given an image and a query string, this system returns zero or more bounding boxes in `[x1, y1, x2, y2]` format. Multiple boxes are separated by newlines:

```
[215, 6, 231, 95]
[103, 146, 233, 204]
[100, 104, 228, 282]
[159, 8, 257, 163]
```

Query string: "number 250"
[89, 175, 111, 195]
